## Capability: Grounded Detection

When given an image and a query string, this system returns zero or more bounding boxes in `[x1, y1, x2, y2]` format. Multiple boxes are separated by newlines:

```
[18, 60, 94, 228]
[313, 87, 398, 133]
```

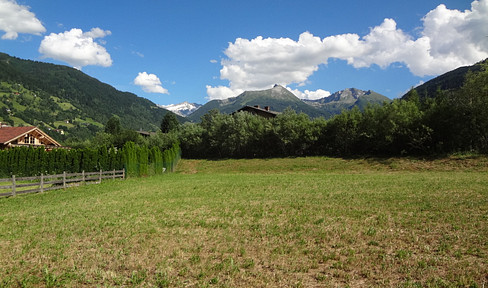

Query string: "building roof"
[136, 130, 156, 137]
[0, 126, 61, 147]
[236, 105, 279, 118]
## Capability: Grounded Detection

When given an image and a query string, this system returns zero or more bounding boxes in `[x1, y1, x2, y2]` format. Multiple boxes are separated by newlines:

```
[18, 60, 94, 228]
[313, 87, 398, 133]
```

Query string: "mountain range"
[184, 85, 390, 121]
[187, 85, 330, 121]
[1, 51, 482, 142]
[303, 88, 390, 115]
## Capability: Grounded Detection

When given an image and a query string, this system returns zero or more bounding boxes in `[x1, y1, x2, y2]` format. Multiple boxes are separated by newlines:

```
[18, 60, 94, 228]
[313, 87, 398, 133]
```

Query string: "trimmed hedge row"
[123, 142, 180, 177]
[0, 142, 181, 178]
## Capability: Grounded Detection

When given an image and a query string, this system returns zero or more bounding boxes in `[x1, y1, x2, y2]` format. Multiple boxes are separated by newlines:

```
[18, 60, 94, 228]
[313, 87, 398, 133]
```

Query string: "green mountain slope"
[188, 85, 327, 121]
[0, 52, 179, 140]
[402, 58, 488, 99]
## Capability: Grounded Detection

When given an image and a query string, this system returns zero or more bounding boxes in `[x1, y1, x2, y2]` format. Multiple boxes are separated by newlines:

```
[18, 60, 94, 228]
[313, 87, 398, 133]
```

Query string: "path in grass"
[0, 156, 487, 287]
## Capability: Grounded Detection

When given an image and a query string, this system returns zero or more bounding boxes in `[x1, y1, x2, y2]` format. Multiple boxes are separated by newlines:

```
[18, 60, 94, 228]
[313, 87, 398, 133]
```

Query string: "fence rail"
[0, 169, 125, 198]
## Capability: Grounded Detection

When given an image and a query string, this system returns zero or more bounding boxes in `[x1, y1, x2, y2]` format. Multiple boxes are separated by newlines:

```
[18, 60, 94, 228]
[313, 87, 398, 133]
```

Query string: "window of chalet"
[24, 134, 35, 144]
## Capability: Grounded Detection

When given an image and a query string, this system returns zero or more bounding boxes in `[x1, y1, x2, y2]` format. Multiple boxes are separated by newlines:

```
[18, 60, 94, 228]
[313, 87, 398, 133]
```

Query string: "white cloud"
[134, 72, 169, 94]
[207, 0, 488, 99]
[132, 51, 144, 58]
[0, 0, 46, 40]
[83, 27, 111, 39]
[221, 32, 324, 90]
[39, 28, 112, 69]
[206, 85, 243, 100]
[287, 87, 331, 100]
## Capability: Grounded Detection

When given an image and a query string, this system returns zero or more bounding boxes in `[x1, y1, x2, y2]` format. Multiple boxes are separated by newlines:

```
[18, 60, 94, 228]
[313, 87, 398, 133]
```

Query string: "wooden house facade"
[0, 126, 62, 150]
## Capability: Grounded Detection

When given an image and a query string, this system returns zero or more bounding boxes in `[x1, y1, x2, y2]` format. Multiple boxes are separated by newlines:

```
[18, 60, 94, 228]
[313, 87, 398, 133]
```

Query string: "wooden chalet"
[0, 126, 62, 150]
[136, 129, 156, 138]
[235, 105, 279, 119]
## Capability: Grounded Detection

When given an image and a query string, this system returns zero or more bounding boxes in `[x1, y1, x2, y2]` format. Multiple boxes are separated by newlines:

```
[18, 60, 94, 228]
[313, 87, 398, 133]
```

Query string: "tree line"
[162, 62, 488, 158]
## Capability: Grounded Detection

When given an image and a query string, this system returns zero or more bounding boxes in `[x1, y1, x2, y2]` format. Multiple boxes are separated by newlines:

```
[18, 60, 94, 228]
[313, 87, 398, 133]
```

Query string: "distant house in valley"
[234, 105, 279, 119]
[136, 129, 156, 138]
[0, 125, 62, 150]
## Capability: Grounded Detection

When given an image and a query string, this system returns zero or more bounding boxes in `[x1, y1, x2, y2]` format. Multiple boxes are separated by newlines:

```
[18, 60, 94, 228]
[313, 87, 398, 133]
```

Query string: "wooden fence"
[0, 169, 125, 198]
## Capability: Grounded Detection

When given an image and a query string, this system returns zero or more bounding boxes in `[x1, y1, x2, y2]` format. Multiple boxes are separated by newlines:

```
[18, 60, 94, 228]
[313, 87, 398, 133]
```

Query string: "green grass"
[0, 157, 487, 287]
[73, 117, 104, 127]
[50, 96, 77, 111]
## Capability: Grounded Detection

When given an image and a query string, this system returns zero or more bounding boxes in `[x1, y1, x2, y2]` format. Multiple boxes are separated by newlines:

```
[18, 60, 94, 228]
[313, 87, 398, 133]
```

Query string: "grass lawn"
[0, 156, 487, 287]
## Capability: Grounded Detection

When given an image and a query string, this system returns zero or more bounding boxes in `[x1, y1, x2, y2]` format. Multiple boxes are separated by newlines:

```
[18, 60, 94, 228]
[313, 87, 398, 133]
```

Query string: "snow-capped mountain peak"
[159, 101, 202, 117]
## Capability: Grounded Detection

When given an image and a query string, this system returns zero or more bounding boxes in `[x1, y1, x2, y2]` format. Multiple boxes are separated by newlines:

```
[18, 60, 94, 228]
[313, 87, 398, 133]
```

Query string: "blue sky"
[1, 0, 487, 106]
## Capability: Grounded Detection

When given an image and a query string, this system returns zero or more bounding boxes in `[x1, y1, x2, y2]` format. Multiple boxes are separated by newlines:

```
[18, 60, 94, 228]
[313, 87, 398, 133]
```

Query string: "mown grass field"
[1, 156, 487, 287]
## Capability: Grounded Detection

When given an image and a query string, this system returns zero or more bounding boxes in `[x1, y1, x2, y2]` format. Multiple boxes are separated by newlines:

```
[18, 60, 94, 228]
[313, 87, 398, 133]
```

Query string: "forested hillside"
[0, 52, 176, 142]
[403, 58, 487, 100]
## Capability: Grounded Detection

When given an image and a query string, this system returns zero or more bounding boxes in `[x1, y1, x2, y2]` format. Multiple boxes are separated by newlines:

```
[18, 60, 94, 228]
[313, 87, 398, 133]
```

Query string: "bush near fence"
[0, 143, 181, 178]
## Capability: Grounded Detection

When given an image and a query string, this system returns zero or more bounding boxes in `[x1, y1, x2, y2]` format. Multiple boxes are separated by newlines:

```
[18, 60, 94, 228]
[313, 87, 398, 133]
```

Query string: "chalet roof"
[136, 130, 156, 137]
[0, 126, 61, 147]
[236, 105, 279, 118]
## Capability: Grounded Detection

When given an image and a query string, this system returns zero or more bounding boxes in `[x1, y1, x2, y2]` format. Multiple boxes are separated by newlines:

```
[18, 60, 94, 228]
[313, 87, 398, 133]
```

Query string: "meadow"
[0, 156, 487, 287]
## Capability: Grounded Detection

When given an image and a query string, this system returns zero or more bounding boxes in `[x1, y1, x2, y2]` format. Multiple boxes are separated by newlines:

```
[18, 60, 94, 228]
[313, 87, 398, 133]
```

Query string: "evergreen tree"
[150, 146, 164, 175]
[0, 150, 7, 177]
[98, 146, 109, 171]
[105, 115, 121, 135]
[46, 149, 56, 174]
[138, 145, 149, 176]
[71, 149, 82, 173]
[160, 112, 180, 133]
[17, 147, 28, 176]
[55, 149, 68, 174]
[26, 147, 36, 175]
[108, 145, 117, 170]
[123, 141, 138, 177]
[81, 148, 98, 172]
[39, 147, 47, 174]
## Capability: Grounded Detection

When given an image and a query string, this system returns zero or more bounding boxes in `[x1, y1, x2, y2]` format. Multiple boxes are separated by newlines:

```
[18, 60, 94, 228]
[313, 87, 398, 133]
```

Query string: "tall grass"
[0, 156, 487, 287]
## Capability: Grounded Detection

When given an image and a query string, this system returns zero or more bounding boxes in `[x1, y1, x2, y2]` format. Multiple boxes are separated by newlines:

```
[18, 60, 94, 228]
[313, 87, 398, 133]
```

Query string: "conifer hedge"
[122, 142, 180, 177]
[0, 143, 181, 178]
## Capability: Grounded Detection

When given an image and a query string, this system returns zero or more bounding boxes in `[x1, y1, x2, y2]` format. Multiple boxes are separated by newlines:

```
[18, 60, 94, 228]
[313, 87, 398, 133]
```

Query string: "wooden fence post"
[1, 169, 125, 199]
[11, 175, 16, 196]
[40, 173, 44, 193]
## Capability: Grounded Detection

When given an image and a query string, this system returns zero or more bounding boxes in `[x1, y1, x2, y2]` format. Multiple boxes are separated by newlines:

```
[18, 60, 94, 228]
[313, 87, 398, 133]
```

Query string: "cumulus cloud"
[39, 28, 112, 69]
[134, 72, 169, 94]
[288, 88, 331, 100]
[0, 0, 46, 40]
[207, 0, 488, 100]
[206, 85, 243, 100]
